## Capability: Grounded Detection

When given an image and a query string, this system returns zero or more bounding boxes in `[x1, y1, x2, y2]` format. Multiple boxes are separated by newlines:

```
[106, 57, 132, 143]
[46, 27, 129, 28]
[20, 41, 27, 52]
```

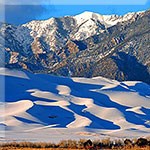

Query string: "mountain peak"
[76, 11, 97, 16]
[80, 11, 95, 15]
[73, 10, 145, 29]
[74, 11, 100, 22]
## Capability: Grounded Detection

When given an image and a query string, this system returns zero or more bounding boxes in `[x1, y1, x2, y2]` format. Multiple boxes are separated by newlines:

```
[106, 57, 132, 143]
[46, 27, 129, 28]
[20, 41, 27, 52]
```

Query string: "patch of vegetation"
[0, 137, 150, 149]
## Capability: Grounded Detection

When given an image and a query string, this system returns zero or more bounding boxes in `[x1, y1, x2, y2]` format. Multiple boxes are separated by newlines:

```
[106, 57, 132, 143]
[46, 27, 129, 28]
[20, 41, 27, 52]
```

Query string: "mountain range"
[1, 10, 150, 83]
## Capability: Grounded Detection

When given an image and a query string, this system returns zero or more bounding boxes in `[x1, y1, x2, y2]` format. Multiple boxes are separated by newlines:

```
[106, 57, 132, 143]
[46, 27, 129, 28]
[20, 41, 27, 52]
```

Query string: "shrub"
[124, 139, 132, 146]
[136, 138, 148, 147]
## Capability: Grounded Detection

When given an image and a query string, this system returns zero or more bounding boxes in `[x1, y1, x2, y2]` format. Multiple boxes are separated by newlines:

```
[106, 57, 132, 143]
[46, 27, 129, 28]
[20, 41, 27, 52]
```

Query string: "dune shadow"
[26, 104, 75, 127]
[14, 116, 41, 124]
[122, 82, 150, 97]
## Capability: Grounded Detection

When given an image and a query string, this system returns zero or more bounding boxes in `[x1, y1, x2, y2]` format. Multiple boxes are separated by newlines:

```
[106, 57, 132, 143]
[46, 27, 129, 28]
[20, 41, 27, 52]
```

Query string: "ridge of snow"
[74, 11, 145, 27]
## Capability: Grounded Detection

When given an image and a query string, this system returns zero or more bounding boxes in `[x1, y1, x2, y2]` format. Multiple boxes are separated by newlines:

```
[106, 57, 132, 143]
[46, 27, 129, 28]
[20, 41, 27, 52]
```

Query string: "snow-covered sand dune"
[0, 68, 150, 142]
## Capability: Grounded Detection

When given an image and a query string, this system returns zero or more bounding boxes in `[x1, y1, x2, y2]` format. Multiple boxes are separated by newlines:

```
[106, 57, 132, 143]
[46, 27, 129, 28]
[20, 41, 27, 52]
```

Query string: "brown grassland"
[0, 148, 84, 150]
[0, 138, 150, 150]
[0, 147, 150, 150]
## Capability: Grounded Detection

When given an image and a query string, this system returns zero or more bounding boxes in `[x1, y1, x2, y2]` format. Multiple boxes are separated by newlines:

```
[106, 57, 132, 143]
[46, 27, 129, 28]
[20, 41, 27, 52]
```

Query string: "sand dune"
[0, 68, 150, 142]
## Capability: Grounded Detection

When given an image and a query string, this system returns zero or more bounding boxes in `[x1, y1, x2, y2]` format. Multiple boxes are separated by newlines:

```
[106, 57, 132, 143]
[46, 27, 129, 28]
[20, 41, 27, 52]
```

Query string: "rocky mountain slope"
[1, 10, 150, 83]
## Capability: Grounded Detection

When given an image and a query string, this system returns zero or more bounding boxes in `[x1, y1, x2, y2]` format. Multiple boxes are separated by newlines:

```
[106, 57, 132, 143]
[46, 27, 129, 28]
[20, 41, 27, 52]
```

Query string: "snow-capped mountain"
[1, 68, 150, 142]
[1, 10, 150, 83]
[14, 11, 145, 51]
[72, 11, 144, 40]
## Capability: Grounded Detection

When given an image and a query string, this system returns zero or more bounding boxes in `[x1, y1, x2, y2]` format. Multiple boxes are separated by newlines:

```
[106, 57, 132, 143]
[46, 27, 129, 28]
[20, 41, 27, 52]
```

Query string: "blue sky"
[1, 0, 150, 25]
